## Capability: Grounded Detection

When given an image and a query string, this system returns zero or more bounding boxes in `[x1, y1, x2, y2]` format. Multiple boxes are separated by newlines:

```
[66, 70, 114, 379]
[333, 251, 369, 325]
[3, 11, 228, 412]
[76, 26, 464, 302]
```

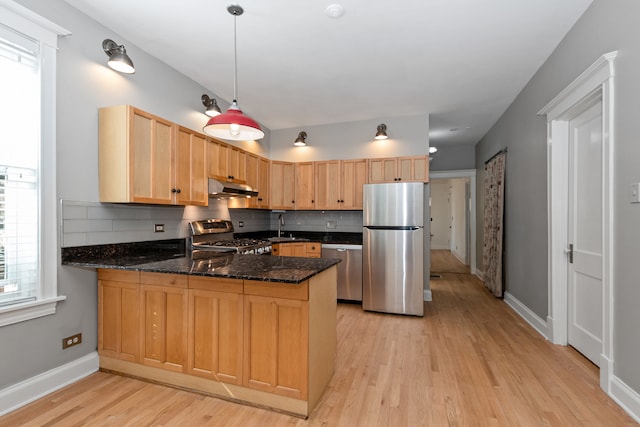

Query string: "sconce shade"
[203, 101, 265, 141]
[429, 146, 438, 154]
[102, 39, 135, 74]
[202, 94, 221, 117]
[294, 131, 307, 146]
[375, 123, 388, 140]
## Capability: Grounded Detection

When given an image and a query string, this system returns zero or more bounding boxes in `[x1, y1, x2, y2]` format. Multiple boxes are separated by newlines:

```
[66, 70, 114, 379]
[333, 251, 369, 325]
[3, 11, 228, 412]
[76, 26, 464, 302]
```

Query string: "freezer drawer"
[321, 244, 362, 302]
[363, 227, 424, 316]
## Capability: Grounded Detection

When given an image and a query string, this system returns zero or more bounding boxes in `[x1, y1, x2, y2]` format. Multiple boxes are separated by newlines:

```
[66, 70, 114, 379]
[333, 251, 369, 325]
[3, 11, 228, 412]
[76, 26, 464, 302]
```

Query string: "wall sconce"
[429, 146, 438, 163]
[102, 39, 135, 74]
[294, 131, 307, 146]
[375, 123, 388, 140]
[201, 94, 222, 117]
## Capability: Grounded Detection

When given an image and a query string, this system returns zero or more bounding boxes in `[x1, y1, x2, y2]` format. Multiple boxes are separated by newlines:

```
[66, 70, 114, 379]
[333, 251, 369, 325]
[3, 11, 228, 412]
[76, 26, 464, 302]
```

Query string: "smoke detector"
[325, 4, 345, 19]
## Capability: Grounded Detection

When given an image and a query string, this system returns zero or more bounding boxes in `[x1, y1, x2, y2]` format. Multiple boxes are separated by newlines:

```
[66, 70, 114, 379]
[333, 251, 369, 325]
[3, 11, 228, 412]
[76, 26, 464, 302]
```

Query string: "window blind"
[0, 28, 40, 307]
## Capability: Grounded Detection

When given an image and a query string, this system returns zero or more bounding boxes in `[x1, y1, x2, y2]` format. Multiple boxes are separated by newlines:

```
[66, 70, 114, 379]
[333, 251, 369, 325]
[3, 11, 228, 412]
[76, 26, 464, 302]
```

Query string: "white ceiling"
[64, 0, 593, 147]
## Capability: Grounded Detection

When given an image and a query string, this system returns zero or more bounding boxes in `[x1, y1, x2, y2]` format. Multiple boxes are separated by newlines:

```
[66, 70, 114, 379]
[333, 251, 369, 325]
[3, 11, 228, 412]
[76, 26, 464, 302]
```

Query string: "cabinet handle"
[176, 188, 181, 193]
[292, 200, 295, 204]
[311, 200, 314, 203]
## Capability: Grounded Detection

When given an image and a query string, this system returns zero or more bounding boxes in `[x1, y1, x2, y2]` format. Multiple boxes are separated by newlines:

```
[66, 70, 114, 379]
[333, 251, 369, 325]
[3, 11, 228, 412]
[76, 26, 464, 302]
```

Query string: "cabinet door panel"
[98, 280, 139, 362]
[295, 162, 315, 210]
[315, 161, 341, 210]
[132, 113, 152, 199]
[270, 161, 295, 210]
[245, 296, 277, 387]
[397, 157, 414, 181]
[140, 285, 188, 372]
[341, 159, 367, 210]
[188, 289, 243, 384]
[176, 128, 207, 206]
[244, 295, 308, 399]
[257, 157, 270, 208]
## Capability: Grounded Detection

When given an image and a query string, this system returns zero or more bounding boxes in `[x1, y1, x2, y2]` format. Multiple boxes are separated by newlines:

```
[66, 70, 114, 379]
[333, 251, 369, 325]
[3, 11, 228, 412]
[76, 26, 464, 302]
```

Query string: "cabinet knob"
[311, 200, 314, 203]
[171, 188, 181, 193]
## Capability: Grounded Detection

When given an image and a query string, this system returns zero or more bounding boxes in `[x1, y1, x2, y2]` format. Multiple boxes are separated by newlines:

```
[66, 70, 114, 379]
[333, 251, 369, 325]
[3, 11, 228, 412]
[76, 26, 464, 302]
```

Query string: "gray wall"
[0, 0, 258, 390]
[429, 143, 476, 171]
[475, 0, 640, 393]
[269, 115, 429, 162]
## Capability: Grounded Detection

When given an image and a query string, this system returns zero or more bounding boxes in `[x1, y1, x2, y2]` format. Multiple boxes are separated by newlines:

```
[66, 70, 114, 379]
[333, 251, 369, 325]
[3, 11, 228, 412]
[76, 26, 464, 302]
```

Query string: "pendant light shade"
[204, 101, 264, 141]
[203, 5, 264, 141]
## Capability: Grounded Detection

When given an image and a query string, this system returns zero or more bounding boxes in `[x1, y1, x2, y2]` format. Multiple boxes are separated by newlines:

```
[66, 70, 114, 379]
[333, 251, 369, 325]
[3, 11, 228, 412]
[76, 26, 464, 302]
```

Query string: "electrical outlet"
[62, 333, 82, 349]
[326, 220, 337, 229]
[154, 224, 165, 232]
[238, 221, 244, 227]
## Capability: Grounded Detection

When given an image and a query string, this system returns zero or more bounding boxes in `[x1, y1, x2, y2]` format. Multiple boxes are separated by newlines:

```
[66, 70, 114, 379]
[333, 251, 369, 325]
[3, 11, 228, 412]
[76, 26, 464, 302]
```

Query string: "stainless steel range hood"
[208, 178, 258, 198]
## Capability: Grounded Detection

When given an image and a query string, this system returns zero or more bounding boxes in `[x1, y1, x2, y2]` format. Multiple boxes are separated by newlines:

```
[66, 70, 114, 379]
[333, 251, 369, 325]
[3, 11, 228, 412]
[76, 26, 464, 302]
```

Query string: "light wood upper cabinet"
[99, 105, 209, 206]
[368, 155, 429, 183]
[99, 105, 176, 204]
[341, 159, 368, 209]
[295, 162, 315, 210]
[208, 138, 247, 183]
[270, 161, 295, 210]
[316, 159, 367, 210]
[246, 153, 270, 209]
[315, 160, 341, 210]
[176, 126, 208, 206]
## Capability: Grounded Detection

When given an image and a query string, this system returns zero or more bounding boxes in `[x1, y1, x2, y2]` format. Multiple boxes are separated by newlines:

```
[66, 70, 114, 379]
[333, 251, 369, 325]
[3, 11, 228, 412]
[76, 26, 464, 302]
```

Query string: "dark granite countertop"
[61, 239, 339, 284]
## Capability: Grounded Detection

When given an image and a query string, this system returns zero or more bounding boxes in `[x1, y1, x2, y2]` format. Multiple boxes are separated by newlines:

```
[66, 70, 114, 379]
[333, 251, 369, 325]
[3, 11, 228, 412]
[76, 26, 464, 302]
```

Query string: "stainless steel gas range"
[189, 219, 271, 255]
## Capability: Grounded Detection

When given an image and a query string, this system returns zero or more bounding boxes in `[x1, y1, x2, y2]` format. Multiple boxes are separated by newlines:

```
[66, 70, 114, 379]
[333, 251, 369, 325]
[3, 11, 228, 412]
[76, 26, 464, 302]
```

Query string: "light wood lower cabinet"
[98, 270, 140, 362]
[187, 277, 244, 384]
[97, 266, 337, 417]
[243, 295, 309, 399]
[139, 273, 188, 373]
[272, 242, 321, 258]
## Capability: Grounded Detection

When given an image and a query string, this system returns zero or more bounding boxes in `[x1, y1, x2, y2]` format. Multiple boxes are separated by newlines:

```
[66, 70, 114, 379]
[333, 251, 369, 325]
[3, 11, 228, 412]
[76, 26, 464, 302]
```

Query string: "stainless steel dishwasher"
[321, 244, 362, 302]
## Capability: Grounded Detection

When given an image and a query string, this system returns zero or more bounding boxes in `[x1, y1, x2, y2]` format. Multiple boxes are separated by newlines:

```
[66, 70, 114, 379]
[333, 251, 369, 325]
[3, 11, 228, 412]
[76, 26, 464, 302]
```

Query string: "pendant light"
[203, 5, 264, 141]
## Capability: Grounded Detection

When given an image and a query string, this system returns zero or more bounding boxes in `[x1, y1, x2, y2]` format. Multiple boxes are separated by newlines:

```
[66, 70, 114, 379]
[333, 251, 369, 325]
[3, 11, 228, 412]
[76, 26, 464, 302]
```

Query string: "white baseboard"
[610, 374, 640, 423]
[0, 351, 99, 416]
[503, 292, 549, 340]
[474, 269, 485, 282]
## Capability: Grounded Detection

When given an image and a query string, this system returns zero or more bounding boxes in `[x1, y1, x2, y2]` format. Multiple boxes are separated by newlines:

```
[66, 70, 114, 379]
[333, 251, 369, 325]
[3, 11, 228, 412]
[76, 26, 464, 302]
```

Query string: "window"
[0, 2, 69, 326]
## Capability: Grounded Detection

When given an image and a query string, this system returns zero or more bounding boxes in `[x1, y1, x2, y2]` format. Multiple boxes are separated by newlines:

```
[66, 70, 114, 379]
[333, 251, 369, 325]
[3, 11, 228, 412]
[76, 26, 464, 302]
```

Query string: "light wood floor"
[2, 259, 636, 426]
[431, 249, 470, 274]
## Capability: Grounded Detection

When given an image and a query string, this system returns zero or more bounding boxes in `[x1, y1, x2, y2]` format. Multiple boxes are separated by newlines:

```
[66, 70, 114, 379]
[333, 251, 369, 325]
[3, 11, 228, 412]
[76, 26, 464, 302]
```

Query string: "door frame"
[538, 51, 617, 392]
[429, 169, 477, 274]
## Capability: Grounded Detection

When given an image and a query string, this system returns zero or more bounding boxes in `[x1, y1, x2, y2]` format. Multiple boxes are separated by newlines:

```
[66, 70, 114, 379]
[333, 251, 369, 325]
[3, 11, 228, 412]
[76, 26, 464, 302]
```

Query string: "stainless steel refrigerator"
[363, 182, 429, 316]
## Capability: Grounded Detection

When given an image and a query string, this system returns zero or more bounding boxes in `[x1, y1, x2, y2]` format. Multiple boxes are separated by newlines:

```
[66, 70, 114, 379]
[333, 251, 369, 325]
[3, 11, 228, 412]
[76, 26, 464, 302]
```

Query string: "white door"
[567, 101, 603, 366]
[429, 181, 451, 250]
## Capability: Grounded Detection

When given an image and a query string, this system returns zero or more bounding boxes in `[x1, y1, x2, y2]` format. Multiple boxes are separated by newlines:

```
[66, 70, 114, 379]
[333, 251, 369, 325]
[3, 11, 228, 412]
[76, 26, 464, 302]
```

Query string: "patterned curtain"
[482, 152, 506, 297]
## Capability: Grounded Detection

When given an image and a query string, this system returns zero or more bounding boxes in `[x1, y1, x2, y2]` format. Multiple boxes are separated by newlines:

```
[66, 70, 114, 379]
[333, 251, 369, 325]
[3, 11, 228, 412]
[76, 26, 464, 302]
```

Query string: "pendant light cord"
[233, 13, 238, 103]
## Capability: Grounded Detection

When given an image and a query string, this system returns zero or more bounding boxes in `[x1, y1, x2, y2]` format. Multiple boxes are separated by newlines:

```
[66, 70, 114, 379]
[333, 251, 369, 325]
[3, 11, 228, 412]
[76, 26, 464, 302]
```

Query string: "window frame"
[0, 1, 70, 326]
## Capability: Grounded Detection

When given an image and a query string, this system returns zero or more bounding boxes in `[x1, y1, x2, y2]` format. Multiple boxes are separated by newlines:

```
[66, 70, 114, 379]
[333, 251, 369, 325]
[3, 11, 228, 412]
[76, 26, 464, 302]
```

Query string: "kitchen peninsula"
[63, 243, 339, 418]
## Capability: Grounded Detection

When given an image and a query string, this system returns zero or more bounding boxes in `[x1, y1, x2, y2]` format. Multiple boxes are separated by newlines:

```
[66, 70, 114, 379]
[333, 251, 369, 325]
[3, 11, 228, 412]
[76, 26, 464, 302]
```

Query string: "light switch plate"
[326, 220, 337, 229]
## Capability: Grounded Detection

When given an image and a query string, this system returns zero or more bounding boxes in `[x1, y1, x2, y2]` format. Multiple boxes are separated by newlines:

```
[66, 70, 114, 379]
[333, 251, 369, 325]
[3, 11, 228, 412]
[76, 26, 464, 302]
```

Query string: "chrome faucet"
[278, 213, 285, 237]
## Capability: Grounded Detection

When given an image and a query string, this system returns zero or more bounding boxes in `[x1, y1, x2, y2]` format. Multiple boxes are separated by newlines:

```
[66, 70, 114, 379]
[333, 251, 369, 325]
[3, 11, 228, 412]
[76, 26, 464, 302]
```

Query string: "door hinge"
[567, 243, 574, 264]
